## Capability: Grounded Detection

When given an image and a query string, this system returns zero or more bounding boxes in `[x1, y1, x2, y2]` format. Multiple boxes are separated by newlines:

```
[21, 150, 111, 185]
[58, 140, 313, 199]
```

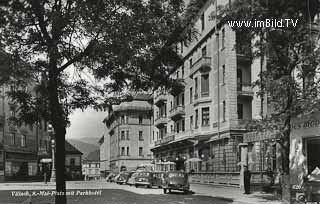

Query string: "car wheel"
[168, 189, 171, 193]
[158, 186, 162, 189]
[148, 185, 152, 189]
[135, 184, 138, 188]
[163, 188, 167, 194]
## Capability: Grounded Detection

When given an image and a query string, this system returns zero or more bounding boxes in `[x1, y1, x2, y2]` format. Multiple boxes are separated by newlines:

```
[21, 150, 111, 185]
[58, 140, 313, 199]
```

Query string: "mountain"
[85, 149, 100, 161]
[67, 138, 100, 160]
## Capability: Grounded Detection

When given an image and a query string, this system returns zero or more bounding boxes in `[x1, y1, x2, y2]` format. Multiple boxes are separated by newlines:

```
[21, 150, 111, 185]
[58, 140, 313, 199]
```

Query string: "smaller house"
[65, 141, 83, 180]
[82, 150, 100, 180]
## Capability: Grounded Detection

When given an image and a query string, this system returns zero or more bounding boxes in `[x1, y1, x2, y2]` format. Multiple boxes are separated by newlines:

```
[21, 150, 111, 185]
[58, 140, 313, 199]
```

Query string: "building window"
[202, 46, 207, 57]
[190, 87, 193, 104]
[156, 132, 159, 140]
[176, 71, 179, 79]
[201, 74, 209, 97]
[222, 28, 225, 49]
[121, 131, 125, 140]
[182, 119, 185, 131]
[222, 65, 226, 85]
[202, 107, 210, 126]
[121, 147, 125, 156]
[194, 77, 198, 99]
[139, 147, 143, 156]
[70, 158, 75, 166]
[121, 115, 125, 124]
[176, 122, 180, 133]
[181, 93, 185, 106]
[21, 135, 26, 147]
[10, 133, 15, 145]
[189, 58, 193, 68]
[126, 130, 129, 140]
[201, 13, 205, 31]
[190, 116, 193, 129]
[195, 110, 199, 129]
[139, 115, 143, 124]
[139, 131, 143, 141]
[127, 147, 130, 156]
[152, 131, 154, 141]
[238, 104, 243, 119]
[223, 101, 226, 122]
[170, 125, 173, 133]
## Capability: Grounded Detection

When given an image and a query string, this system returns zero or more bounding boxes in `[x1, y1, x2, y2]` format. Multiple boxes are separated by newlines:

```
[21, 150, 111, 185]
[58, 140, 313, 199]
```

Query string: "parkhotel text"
[228, 19, 298, 28]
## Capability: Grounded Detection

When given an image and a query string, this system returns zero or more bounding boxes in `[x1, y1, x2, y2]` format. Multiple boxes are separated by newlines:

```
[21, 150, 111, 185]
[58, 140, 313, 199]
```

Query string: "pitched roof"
[65, 140, 83, 155]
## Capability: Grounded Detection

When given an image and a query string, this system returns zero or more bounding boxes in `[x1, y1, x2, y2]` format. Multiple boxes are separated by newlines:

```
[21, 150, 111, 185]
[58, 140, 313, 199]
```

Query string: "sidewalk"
[190, 183, 282, 204]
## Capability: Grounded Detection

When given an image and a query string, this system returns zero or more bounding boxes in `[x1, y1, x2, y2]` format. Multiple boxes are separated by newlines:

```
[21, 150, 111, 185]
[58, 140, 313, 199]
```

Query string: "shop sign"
[244, 131, 280, 143]
[291, 119, 320, 130]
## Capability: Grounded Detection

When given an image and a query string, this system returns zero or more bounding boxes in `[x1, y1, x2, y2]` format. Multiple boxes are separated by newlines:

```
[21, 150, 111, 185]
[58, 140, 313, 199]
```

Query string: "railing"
[229, 119, 251, 129]
[154, 134, 175, 146]
[190, 57, 211, 76]
[169, 105, 185, 119]
[189, 172, 240, 187]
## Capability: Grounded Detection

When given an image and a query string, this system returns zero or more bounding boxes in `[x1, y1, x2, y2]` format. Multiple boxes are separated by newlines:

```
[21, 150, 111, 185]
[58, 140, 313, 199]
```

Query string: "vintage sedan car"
[106, 173, 116, 182]
[116, 171, 134, 185]
[127, 172, 139, 186]
[162, 171, 190, 194]
[135, 172, 154, 188]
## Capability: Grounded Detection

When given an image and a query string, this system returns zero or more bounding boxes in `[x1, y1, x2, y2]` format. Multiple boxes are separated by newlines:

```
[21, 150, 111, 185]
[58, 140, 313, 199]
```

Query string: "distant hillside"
[85, 149, 100, 161]
[67, 138, 99, 160]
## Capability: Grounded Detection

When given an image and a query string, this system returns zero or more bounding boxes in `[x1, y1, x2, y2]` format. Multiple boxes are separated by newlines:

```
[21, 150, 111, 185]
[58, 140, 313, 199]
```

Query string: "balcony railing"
[155, 134, 175, 146]
[229, 119, 251, 130]
[190, 57, 211, 76]
[169, 105, 185, 120]
[237, 83, 254, 97]
[154, 92, 167, 106]
[155, 115, 168, 128]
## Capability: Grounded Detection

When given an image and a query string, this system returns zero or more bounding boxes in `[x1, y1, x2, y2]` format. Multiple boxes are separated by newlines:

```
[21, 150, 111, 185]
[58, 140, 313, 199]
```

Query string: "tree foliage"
[0, 1, 191, 203]
[224, 0, 320, 202]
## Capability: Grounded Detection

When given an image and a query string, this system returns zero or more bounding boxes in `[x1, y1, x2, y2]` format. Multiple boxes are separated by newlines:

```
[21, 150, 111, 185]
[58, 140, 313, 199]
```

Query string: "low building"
[82, 150, 100, 180]
[65, 141, 83, 180]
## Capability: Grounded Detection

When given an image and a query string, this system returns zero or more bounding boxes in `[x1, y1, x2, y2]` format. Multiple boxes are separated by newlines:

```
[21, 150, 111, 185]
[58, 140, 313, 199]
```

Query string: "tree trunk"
[48, 59, 67, 204]
[281, 115, 291, 204]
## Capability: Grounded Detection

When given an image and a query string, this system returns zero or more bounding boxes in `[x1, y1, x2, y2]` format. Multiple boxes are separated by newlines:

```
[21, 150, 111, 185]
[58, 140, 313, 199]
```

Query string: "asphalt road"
[0, 182, 234, 204]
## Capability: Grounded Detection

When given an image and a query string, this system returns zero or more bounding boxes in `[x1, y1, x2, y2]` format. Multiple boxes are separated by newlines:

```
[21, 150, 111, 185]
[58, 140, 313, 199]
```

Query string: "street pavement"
[0, 180, 282, 204]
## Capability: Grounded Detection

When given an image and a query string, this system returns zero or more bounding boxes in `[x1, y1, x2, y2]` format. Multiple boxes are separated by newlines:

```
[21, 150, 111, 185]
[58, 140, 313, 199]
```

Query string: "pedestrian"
[243, 165, 251, 194]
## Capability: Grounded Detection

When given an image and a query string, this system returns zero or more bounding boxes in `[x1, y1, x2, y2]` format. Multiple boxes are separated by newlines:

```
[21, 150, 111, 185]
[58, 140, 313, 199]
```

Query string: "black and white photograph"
[0, 0, 320, 203]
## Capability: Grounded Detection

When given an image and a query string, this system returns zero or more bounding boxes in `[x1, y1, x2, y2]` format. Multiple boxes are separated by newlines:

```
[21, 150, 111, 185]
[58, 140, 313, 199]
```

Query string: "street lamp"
[48, 124, 56, 182]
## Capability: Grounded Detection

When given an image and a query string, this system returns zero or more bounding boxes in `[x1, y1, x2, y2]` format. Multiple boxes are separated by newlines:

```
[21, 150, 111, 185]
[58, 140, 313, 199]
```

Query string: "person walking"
[243, 165, 251, 194]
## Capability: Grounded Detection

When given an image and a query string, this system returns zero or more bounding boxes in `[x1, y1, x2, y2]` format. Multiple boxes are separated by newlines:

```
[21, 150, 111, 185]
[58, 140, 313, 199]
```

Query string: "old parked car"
[106, 173, 116, 182]
[162, 171, 190, 194]
[135, 172, 154, 188]
[127, 172, 139, 186]
[116, 171, 134, 185]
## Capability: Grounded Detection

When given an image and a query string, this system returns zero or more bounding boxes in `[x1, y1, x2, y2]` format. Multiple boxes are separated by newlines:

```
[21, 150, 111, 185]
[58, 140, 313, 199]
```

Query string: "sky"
[66, 108, 106, 139]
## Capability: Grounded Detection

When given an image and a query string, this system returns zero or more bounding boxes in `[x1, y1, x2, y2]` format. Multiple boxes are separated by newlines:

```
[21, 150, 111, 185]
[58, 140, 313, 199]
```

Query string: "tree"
[0, 1, 190, 203]
[224, 0, 320, 203]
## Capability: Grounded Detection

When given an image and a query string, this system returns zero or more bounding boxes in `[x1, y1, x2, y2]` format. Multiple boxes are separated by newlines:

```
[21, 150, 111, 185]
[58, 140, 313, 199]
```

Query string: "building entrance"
[306, 138, 320, 174]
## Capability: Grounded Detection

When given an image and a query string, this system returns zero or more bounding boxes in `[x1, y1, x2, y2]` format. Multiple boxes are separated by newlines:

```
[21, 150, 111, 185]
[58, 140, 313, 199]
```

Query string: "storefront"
[290, 112, 320, 200]
[240, 131, 281, 188]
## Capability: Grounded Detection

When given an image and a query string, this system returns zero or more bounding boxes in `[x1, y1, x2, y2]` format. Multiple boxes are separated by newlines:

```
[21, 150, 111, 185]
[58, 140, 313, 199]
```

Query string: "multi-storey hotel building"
[104, 94, 154, 172]
[151, 0, 265, 186]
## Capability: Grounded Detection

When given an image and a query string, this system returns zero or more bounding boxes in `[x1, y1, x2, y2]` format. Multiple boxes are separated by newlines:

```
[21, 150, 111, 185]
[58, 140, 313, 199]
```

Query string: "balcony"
[154, 134, 175, 147]
[193, 92, 211, 106]
[169, 105, 185, 121]
[229, 119, 251, 130]
[154, 93, 167, 107]
[190, 57, 212, 76]
[237, 83, 254, 97]
[154, 115, 168, 128]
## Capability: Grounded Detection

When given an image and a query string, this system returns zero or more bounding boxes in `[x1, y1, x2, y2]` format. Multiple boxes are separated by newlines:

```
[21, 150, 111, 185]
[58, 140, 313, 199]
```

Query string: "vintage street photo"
[1, 0, 320, 204]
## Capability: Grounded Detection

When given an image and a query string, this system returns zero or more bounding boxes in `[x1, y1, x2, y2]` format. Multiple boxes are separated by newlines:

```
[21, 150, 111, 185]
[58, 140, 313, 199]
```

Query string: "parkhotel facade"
[150, 0, 270, 187]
